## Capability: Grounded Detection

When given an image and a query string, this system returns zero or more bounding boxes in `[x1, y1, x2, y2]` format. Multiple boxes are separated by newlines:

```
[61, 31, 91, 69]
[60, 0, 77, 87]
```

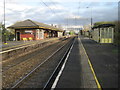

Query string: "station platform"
[0, 37, 64, 51]
[53, 36, 118, 88]
[53, 37, 98, 88]
[80, 36, 118, 88]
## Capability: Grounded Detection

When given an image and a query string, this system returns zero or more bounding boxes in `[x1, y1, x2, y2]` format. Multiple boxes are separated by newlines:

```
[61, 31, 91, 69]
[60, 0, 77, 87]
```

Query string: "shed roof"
[7, 19, 63, 32]
[93, 24, 115, 29]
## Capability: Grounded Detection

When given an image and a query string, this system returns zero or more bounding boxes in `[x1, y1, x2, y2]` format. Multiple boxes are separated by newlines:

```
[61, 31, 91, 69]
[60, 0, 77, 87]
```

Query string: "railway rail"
[0, 38, 61, 52]
[44, 37, 75, 89]
[3, 36, 75, 88]
[8, 37, 75, 89]
[2, 38, 67, 72]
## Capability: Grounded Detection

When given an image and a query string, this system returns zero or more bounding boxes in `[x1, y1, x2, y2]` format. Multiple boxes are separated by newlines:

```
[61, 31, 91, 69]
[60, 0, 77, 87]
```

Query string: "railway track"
[7, 37, 75, 89]
[2, 38, 67, 72]
[1, 38, 60, 52]
[2, 38, 69, 88]
[44, 37, 75, 89]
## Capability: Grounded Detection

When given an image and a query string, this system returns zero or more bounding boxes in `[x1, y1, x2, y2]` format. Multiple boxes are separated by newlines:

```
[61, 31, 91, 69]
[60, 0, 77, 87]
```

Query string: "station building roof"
[7, 19, 63, 32]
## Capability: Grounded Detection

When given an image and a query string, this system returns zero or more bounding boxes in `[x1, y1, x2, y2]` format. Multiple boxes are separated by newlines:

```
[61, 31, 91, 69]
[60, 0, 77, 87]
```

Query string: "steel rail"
[10, 37, 74, 89]
[43, 37, 75, 89]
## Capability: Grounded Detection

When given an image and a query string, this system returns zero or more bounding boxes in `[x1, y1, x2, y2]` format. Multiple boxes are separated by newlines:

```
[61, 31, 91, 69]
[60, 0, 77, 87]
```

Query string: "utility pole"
[87, 7, 93, 30]
[3, 0, 7, 44]
[90, 7, 93, 30]
[86, 7, 93, 39]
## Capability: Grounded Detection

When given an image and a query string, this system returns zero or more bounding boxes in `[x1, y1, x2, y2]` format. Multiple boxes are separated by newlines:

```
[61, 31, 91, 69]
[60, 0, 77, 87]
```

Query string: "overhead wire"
[40, 0, 65, 28]
[40, 0, 64, 19]
[48, 0, 67, 27]
[40, 0, 56, 15]
[77, 1, 81, 30]
[49, 0, 64, 27]
[49, 0, 74, 30]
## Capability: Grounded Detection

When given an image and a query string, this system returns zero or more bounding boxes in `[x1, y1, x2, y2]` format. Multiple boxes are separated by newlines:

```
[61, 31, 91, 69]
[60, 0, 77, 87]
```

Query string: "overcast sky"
[0, 0, 119, 28]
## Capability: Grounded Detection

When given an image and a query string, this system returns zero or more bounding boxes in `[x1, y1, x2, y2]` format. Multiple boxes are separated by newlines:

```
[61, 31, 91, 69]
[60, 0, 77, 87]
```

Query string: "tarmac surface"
[53, 36, 118, 89]
[54, 37, 98, 88]
[80, 36, 118, 88]
[55, 37, 82, 88]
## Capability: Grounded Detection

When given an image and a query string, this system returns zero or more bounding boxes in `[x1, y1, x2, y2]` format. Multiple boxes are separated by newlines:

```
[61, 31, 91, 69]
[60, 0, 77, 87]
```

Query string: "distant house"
[7, 19, 63, 41]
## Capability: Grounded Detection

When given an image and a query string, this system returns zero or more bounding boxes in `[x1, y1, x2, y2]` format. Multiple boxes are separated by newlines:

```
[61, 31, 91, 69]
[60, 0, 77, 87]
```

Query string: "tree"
[114, 21, 120, 46]
[0, 25, 2, 41]
[0, 23, 15, 41]
[0, 22, 4, 41]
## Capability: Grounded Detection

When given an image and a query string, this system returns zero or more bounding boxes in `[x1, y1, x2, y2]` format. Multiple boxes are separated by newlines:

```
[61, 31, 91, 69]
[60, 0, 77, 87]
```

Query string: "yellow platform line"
[79, 37, 102, 90]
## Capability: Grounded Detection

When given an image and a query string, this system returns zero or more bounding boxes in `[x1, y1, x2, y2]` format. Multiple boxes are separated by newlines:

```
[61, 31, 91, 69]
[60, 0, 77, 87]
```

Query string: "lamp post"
[3, 0, 7, 44]
[86, 7, 93, 30]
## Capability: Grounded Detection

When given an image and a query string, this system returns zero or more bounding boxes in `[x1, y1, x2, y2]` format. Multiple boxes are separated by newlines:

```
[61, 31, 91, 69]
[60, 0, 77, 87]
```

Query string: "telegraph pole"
[87, 7, 93, 30]
[90, 7, 93, 30]
[3, 0, 7, 44]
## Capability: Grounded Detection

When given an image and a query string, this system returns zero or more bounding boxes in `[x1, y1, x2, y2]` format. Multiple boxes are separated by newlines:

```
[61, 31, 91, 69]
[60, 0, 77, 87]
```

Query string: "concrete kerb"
[78, 37, 98, 88]
[78, 36, 102, 90]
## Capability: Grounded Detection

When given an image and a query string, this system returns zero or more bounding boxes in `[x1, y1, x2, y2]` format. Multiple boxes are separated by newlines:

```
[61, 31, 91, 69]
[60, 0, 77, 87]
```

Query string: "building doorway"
[16, 32, 20, 41]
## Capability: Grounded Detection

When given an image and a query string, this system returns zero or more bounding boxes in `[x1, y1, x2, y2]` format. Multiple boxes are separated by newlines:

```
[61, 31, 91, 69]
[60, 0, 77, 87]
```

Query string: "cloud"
[7, 0, 119, 2]
[2, 1, 69, 26]
[0, 0, 118, 28]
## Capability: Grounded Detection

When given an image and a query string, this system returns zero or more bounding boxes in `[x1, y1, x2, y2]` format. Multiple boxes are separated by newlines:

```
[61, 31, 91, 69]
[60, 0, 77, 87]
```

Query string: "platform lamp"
[3, 0, 7, 44]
